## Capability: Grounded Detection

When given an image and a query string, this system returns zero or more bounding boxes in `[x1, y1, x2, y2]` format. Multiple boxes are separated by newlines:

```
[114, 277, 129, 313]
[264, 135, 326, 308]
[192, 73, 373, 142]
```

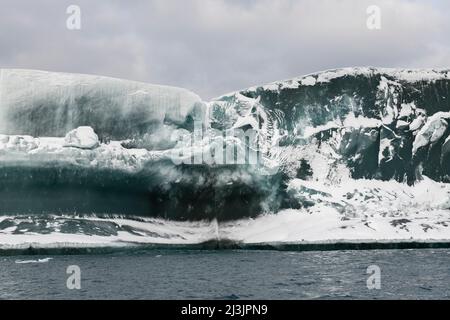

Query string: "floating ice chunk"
[15, 258, 53, 264]
[413, 112, 450, 154]
[64, 126, 99, 149]
[0, 134, 38, 152]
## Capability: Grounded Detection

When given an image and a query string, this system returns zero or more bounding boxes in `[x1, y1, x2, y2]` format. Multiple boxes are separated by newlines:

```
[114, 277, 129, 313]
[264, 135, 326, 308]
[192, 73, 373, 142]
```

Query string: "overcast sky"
[1, 0, 449, 99]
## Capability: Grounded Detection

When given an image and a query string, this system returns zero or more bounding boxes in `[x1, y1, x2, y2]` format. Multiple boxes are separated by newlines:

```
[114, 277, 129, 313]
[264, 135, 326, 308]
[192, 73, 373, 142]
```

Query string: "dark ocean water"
[1, 249, 449, 299]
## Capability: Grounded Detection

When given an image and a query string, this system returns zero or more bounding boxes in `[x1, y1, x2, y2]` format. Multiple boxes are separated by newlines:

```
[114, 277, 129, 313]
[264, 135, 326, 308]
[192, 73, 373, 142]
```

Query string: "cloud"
[0, 0, 449, 99]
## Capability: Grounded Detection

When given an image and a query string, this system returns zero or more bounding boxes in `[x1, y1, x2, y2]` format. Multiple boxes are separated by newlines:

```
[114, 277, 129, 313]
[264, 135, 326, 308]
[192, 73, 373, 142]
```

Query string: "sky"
[0, 0, 449, 99]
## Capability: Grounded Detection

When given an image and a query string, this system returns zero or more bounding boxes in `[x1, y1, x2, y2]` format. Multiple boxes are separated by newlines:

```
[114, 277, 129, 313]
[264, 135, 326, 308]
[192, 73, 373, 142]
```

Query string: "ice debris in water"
[63, 126, 99, 150]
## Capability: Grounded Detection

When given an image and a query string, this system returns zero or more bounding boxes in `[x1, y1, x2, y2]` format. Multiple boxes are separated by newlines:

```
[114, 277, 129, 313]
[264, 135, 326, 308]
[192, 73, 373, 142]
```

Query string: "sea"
[1, 249, 449, 299]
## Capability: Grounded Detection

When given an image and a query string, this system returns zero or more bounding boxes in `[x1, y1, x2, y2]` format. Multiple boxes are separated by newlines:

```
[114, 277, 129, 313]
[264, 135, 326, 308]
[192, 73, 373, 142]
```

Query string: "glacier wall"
[0, 69, 206, 140]
[213, 67, 450, 184]
[1, 67, 450, 221]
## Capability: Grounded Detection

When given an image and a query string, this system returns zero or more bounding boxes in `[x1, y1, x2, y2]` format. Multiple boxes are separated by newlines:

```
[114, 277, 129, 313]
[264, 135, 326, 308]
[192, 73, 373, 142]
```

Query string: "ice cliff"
[1, 67, 450, 222]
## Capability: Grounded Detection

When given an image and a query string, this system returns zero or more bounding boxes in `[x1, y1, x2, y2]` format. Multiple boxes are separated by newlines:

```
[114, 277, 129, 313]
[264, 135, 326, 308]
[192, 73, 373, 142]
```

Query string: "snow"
[409, 115, 426, 132]
[218, 67, 450, 98]
[0, 132, 160, 173]
[396, 120, 409, 129]
[0, 216, 217, 249]
[280, 80, 300, 89]
[64, 126, 99, 149]
[222, 209, 450, 244]
[412, 112, 450, 154]
[0, 176, 449, 249]
[0, 134, 37, 152]
[301, 76, 316, 86]
[303, 121, 339, 138]
[302, 114, 381, 139]
[378, 137, 395, 163]
[221, 177, 450, 243]
[399, 102, 416, 119]
[312, 67, 449, 85]
[342, 113, 381, 128]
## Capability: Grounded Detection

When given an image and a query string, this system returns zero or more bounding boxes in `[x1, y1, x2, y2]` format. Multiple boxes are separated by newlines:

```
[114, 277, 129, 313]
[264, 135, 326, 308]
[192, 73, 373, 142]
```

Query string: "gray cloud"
[0, 0, 449, 99]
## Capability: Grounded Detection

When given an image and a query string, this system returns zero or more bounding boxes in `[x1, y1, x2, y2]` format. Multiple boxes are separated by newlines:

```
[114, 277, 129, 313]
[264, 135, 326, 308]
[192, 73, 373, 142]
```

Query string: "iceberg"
[0, 67, 450, 249]
[0, 69, 206, 141]
[64, 126, 99, 149]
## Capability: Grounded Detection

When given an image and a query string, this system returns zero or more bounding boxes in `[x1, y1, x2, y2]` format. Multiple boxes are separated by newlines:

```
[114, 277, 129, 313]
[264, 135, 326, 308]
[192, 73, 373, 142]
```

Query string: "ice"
[342, 113, 381, 128]
[0, 134, 38, 152]
[0, 215, 218, 249]
[240, 67, 450, 94]
[301, 76, 316, 86]
[1, 175, 449, 248]
[15, 258, 52, 264]
[0, 131, 158, 174]
[220, 177, 450, 243]
[409, 115, 426, 131]
[64, 126, 99, 149]
[413, 112, 450, 154]
[0, 69, 205, 140]
[1, 67, 450, 249]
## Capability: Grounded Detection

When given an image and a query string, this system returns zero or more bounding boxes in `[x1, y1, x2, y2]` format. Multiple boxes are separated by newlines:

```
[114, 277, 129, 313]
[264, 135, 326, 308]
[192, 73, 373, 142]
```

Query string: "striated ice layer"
[0, 69, 206, 140]
[0, 129, 282, 221]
